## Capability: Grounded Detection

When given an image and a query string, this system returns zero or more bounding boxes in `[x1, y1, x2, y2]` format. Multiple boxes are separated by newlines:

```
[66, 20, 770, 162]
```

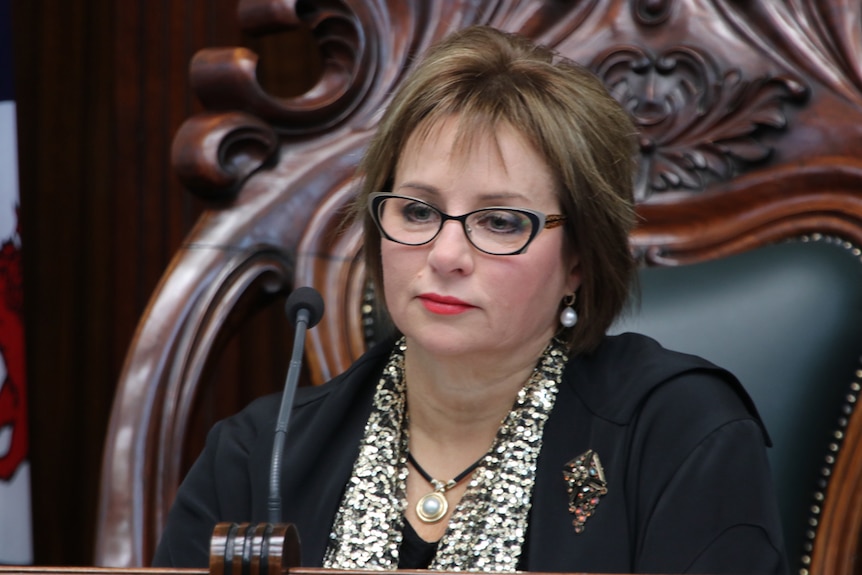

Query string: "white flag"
[0, 0, 33, 564]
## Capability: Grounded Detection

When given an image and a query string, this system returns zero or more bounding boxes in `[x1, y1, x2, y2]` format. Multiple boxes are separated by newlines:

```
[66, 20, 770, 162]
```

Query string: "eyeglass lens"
[376, 196, 536, 255]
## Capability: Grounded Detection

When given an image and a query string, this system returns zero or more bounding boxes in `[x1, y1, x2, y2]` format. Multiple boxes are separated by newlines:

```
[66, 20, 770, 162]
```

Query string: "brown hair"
[351, 25, 638, 354]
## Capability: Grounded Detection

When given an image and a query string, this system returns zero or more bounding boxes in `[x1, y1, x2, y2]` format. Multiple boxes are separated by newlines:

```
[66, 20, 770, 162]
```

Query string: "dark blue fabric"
[0, 0, 14, 102]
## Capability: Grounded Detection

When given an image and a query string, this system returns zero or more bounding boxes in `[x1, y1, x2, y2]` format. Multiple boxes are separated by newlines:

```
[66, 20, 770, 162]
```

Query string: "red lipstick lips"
[418, 293, 474, 315]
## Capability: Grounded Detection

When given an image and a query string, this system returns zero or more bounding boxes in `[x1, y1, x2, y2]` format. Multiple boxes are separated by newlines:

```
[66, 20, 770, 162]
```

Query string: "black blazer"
[153, 333, 787, 574]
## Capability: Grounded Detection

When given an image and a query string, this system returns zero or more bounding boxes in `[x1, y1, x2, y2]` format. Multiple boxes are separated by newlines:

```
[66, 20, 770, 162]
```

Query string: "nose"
[426, 220, 475, 274]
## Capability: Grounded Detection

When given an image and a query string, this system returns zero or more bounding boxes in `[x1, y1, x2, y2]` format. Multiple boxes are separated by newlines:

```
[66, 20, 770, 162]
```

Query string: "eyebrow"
[395, 182, 530, 203]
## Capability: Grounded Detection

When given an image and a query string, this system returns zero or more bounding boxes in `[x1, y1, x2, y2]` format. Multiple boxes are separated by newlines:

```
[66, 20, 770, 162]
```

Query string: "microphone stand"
[268, 306, 312, 524]
[209, 287, 324, 575]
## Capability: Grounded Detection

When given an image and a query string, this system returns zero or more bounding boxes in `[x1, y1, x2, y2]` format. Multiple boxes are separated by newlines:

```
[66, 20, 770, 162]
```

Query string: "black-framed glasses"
[368, 193, 567, 256]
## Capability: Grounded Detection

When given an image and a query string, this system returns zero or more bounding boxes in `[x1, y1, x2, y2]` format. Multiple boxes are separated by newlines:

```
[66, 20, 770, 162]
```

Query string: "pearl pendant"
[560, 306, 577, 327]
[416, 491, 448, 523]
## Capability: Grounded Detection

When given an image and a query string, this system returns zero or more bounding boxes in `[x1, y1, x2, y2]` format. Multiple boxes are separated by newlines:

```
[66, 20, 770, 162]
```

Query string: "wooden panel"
[12, 0, 119, 566]
[0, 569, 204, 575]
[10, 0, 318, 565]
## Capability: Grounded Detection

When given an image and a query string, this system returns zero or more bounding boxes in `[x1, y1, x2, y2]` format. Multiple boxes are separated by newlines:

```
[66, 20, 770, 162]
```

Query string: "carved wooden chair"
[95, 2, 862, 574]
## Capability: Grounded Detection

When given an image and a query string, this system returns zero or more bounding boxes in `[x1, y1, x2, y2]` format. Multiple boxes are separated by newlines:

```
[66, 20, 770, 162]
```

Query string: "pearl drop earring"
[560, 293, 578, 328]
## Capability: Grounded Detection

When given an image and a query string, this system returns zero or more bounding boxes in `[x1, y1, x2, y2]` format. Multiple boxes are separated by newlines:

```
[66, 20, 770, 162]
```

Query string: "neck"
[403, 337, 548, 456]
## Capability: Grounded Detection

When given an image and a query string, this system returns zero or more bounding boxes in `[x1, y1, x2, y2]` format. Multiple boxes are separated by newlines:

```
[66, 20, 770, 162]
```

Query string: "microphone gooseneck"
[268, 286, 325, 524]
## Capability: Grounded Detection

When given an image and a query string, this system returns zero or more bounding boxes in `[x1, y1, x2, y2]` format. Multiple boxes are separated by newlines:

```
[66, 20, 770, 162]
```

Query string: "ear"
[564, 251, 582, 295]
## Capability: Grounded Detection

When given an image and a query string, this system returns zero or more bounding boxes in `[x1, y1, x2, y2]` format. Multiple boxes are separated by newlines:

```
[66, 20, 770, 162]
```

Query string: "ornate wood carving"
[594, 45, 807, 199]
[171, 111, 278, 200]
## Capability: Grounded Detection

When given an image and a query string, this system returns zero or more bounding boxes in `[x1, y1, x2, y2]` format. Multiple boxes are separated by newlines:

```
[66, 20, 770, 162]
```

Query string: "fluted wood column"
[11, 0, 317, 564]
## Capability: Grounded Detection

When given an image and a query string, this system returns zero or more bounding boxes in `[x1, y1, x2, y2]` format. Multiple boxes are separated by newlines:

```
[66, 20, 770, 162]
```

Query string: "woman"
[153, 26, 787, 574]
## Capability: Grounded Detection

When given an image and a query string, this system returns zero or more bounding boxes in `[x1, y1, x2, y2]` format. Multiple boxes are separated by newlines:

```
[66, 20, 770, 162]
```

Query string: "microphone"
[267, 286, 325, 524]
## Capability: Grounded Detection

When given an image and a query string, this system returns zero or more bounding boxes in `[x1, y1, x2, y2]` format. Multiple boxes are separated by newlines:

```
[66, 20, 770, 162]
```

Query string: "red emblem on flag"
[0, 217, 27, 481]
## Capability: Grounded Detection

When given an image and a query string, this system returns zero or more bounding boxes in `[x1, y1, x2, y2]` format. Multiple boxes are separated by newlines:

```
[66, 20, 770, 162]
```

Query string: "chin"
[403, 329, 484, 357]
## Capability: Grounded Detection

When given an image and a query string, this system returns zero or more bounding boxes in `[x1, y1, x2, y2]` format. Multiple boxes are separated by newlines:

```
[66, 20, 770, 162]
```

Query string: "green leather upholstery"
[611, 238, 862, 568]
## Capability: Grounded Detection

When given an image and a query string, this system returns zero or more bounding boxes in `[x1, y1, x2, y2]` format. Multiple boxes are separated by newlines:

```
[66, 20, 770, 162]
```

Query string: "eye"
[401, 200, 439, 224]
[472, 210, 531, 235]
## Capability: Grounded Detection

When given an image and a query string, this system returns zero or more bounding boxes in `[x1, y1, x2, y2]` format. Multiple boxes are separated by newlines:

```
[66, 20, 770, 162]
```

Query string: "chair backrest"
[611, 239, 862, 573]
[95, 1, 862, 573]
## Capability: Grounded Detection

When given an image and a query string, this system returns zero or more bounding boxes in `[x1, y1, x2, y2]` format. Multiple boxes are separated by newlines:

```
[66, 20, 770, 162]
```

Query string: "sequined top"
[323, 337, 568, 571]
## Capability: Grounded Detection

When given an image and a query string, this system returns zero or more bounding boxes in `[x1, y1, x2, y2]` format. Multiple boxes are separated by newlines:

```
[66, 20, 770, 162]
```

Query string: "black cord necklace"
[408, 452, 484, 523]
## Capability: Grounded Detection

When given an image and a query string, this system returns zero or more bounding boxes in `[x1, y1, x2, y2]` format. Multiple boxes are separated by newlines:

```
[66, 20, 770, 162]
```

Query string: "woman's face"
[380, 116, 581, 361]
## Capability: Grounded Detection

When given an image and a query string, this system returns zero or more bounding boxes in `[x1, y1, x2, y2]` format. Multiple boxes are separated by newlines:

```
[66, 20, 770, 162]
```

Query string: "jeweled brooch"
[563, 449, 608, 533]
